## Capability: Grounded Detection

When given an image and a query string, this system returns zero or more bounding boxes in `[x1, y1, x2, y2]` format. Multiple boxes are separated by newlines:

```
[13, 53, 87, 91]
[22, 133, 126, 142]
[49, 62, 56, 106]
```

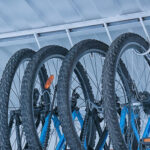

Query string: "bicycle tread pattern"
[57, 39, 108, 150]
[102, 33, 149, 150]
[0, 49, 35, 150]
[20, 46, 68, 150]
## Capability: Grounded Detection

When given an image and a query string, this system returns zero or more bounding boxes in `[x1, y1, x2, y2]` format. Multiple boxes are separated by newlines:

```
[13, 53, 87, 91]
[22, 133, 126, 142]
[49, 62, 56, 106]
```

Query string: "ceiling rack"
[0, 11, 150, 48]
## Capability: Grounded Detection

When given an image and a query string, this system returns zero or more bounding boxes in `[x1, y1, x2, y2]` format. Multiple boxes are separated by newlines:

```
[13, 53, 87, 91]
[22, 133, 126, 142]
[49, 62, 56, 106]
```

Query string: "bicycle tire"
[57, 39, 109, 150]
[20, 45, 96, 150]
[102, 33, 149, 150]
[0, 49, 35, 150]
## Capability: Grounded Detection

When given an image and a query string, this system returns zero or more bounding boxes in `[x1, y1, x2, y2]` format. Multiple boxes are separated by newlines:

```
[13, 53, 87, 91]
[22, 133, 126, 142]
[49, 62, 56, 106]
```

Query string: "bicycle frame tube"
[130, 110, 140, 142]
[40, 109, 109, 150]
[40, 110, 85, 150]
[143, 118, 150, 138]
[120, 106, 150, 149]
[59, 110, 86, 150]
[120, 106, 128, 134]
[99, 129, 108, 150]
[120, 107, 140, 141]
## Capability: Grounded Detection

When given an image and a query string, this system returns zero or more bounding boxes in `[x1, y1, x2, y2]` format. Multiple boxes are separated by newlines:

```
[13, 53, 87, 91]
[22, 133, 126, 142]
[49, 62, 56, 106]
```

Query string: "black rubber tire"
[57, 39, 108, 150]
[20, 46, 68, 150]
[20, 45, 97, 150]
[21, 45, 96, 150]
[102, 33, 149, 150]
[0, 49, 35, 150]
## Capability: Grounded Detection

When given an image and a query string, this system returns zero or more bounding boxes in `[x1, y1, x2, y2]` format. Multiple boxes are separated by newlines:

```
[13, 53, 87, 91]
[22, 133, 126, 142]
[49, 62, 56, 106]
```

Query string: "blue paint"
[40, 110, 86, 150]
[130, 110, 140, 142]
[99, 131, 108, 150]
[120, 106, 127, 134]
[143, 118, 150, 138]
[40, 113, 50, 146]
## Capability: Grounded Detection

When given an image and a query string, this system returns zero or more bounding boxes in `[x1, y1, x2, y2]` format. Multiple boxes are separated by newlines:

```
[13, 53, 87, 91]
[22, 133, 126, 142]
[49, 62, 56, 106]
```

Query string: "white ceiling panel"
[0, 0, 150, 77]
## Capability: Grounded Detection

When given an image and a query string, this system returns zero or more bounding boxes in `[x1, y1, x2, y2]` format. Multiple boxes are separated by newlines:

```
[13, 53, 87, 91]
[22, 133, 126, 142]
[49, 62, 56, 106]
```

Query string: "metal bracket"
[103, 22, 112, 43]
[134, 17, 150, 56]
[87, 99, 102, 113]
[34, 33, 41, 49]
[65, 29, 73, 47]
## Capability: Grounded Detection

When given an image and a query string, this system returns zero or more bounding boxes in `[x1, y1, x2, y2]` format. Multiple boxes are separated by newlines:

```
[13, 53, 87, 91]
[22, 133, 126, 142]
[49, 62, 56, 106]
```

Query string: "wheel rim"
[8, 59, 30, 149]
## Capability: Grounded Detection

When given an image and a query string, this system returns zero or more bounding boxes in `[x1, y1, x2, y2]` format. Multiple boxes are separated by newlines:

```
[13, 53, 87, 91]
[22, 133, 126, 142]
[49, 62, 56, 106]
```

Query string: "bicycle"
[20, 45, 96, 150]
[57, 39, 112, 150]
[102, 32, 150, 150]
[0, 49, 35, 150]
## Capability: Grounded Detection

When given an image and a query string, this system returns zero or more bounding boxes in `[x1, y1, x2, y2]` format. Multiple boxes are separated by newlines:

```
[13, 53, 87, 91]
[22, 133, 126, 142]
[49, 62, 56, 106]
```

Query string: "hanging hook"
[134, 46, 150, 56]
[134, 17, 150, 56]
[34, 33, 41, 49]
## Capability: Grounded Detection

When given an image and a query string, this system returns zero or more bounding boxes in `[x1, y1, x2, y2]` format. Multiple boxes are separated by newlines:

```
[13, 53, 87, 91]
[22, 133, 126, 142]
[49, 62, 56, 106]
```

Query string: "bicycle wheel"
[57, 39, 111, 150]
[102, 33, 150, 150]
[0, 49, 35, 150]
[21, 45, 96, 150]
[19, 46, 72, 150]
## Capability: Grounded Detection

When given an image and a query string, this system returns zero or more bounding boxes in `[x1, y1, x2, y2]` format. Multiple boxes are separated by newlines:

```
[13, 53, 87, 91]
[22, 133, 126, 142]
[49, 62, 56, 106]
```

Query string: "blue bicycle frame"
[120, 106, 150, 150]
[40, 109, 109, 150]
[40, 110, 86, 150]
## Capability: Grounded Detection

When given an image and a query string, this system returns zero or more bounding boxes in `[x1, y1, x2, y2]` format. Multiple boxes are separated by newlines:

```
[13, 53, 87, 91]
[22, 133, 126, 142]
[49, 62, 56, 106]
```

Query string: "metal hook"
[134, 46, 150, 56]
[134, 17, 150, 56]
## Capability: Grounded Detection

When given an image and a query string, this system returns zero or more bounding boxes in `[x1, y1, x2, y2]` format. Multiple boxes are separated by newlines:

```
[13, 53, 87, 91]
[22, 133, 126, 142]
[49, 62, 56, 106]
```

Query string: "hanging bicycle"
[57, 39, 113, 150]
[102, 32, 150, 150]
[0, 49, 35, 150]
[20, 45, 95, 150]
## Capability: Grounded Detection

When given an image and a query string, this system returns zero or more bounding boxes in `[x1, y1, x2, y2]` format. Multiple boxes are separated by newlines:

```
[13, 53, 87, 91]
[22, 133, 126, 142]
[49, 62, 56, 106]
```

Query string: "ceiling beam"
[0, 11, 150, 40]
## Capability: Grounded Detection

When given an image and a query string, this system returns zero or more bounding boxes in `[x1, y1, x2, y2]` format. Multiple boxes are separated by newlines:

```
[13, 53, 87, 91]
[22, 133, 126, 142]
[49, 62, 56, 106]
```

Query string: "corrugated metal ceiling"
[0, 0, 150, 76]
[0, 0, 149, 33]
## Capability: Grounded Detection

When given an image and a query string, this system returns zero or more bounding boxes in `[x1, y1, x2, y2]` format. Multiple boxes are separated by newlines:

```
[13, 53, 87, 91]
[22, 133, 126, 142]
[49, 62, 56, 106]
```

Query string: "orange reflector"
[44, 75, 54, 89]
[143, 138, 150, 143]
